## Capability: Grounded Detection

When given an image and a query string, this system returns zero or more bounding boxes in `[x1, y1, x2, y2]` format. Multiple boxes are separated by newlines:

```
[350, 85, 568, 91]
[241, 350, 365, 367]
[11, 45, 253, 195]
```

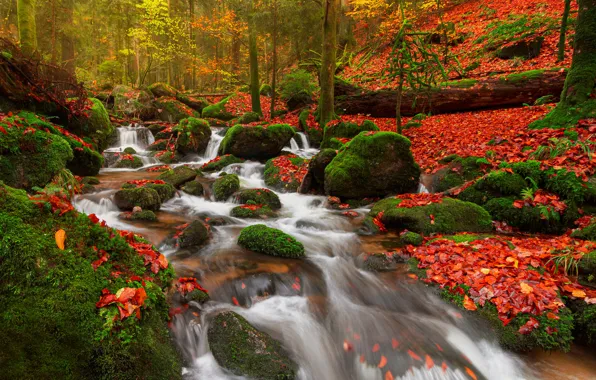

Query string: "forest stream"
[74, 125, 596, 380]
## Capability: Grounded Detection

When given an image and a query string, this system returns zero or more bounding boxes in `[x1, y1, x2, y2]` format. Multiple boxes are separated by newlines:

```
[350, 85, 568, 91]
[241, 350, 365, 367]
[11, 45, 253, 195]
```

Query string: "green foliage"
[237, 224, 305, 258]
[279, 69, 318, 102]
[476, 14, 557, 50]
[98, 60, 123, 85]
[201, 95, 234, 121]
[400, 231, 423, 246]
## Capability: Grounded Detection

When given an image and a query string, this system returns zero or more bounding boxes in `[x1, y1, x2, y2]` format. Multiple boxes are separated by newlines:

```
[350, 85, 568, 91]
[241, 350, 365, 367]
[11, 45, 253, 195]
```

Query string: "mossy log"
[335, 70, 566, 117]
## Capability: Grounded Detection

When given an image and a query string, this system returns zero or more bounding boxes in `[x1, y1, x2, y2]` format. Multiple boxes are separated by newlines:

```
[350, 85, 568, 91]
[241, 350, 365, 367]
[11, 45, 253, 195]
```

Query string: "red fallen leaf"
[463, 295, 477, 311]
[546, 312, 559, 320]
[385, 370, 394, 380]
[546, 326, 558, 335]
[177, 277, 208, 295]
[391, 338, 399, 349]
[343, 211, 359, 217]
[373, 211, 387, 232]
[359, 355, 365, 363]
[513, 200, 525, 209]
[442, 362, 448, 373]
[378, 355, 388, 368]
[169, 304, 189, 318]
[407, 350, 422, 361]
[465, 367, 478, 380]
[425, 355, 434, 369]
[92, 249, 110, 270]
[343, 339, 353, 352]
[395, 193, 443, 208]
[518, 317, 540, 334]
[372, 343, 380, 352]
[232, 296, 240, 306]
[88, 214, 100, 224]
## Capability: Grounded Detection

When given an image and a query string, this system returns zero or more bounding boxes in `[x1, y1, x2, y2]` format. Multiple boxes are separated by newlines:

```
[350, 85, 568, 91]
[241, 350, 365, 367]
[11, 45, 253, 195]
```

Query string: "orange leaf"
[572, 289, 586, 298]
[391, 338, 399, 349]
[465, 367, 478, 380]
[372, 343, 380, 352]
[425, 355, 434, 369]
[520, 282, 533, 294]
[385, 370, 394, 380]
[407, 350, 422, 361]
[378, 355, 387, 368]
[463, 295, 477, 311]
[442, 361, 448, 373]
[55, 229, 66, 250]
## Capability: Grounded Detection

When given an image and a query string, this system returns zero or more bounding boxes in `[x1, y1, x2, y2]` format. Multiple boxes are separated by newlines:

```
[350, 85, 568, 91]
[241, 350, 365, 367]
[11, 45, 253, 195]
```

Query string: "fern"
[521, 187, 534, 200]
[525, 176, 539, 191]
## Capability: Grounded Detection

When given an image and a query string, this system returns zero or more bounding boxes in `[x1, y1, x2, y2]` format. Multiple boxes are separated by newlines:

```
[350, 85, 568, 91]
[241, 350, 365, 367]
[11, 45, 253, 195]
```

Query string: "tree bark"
[61, 0, 75, 75]
[319, 0, 339, 127]
[558, 0, 572, 62]
[335, 71, 567, 117]
[17, 0, 37, 55]
[270, 0, 278, 119]
[248, 0, 262, 115]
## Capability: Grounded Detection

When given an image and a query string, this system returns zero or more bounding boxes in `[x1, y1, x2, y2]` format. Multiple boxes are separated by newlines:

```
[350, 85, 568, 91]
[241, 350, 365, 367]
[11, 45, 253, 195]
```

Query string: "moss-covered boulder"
[178, 220, 210, 248]
[231, 203, 276, 219]
[238, 224, 304, 258]
[0, 122, 73, 189]
[236, 188, 282, 210]
[213, 174, 240, 201]
[0, 184, 181, 379]
[325, 131, 420, 199]
[155, 150, 182, 164]
[173, 117, 211, 155]
[321, 120, 379, 149]
[113, 86, 156, 121]
[121, 210, 157, 221]
[218, 124, 295, 160]
[68, 146, 104, 176]
[208, 311, 296, 379]
[400, 231, 423, 246]
[181, 179, 204, 196]
[365, 197, 493, 235]
[114, 187, 162, 211]
[114, 155, 143, 169]
[299, 148, 337, 194]
[68, 98, 114, 151]
[147, 139, 168, 152]
[434, 156, 487, 193]
[201, 155, 245, 172]
[144, 183, 176, 203]
[236, 111, 260, 125]
[264, 155, 307, 193]
[175, 93, 209, 113]
[457, 170, 528, 205]
[154, 97, 200, 123]
[123, 147, 137, 154]
[148, 82, 177, 98]
[201, 95, 234, 121]
[157, 166, 198, 188]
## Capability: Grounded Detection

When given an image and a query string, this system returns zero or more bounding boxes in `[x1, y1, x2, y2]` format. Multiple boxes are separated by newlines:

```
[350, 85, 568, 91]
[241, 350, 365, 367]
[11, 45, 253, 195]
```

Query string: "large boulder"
[364, 197, 493, 235]
[321, 120, 379, 149]
[238, 224, 305, 258]
[114, 187, 161, 211]
[181, 179, 204, 196]
[0, 122, 73, 189]
[218, 124, 295, 160]
[208, 311, 296, 379]
[122, 181, 176, 203]
[67, 98, 114, 151]
[235, 188, 282, 210]
[154, 97, 200, 123]
[299, 149, 337, 194]
[213, 174, 240, 201]
[157, 166, 198, 188]
[113, 86, 156, 121]
[148, 82, 177, 98]
[174, 118, 212, 155]
[178, 220, 210, 248]
[324, 131, 420, 199]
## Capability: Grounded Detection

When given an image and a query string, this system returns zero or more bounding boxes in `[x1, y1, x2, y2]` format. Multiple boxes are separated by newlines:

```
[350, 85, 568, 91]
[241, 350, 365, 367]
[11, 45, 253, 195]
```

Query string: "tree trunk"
[61, 0, 75, 74]
[270, 0, 278, 119]
[248, 0, 262, 115]
[558, 0, 572, 62]
[319, 0, 338, 127]
[17, 0, 37, 55]
[336, 71, 567, 117]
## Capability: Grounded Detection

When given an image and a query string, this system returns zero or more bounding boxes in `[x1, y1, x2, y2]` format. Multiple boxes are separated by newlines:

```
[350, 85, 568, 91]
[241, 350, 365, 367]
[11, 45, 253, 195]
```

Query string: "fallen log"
[335, 70, 566, 117]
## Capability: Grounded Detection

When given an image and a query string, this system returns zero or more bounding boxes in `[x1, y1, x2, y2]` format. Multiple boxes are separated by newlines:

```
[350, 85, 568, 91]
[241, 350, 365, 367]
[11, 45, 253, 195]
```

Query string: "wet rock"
[235, 188, 282, 210]
[324, 131, 420, 199]
[231, 203, 276, 219]
[67, 98, 114, 151]
[176, 93, 209, 112]
[181, 179, 204, 196]
[178, 220, 210, 248]
[173, 117, 212, 155]
[208, 311, 296, 379]
[201, 154, 245, 172]
[157, 166, 198, 188]
[361, 253, 395, 272]
[123, 147, 136, 154]
[238, 224, 305, 258]
[67, 146, 104, 176]
[114, 156, 143, 169]
[185, 289, 210, 304]
[213, 174, 240, 201]
[299, 149, 337, 194]
[264, 155, 306, 193]
[114, 187, 161, 211]
[120, 210, 157, 221]
[218, 124, 295, 160]
[496, 36, 544, 60]
[143, 183, 176, 203]
[400, 231, 423, 246]
[236, 111, 260, 125]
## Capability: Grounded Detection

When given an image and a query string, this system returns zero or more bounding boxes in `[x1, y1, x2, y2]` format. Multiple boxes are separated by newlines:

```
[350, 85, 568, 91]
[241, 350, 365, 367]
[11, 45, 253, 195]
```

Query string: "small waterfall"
[289, 137, 300, 151]
[203, 128, 225, 161]
[74, 196, 118, 215]
[418, 183, 430, 194]
[297, 132, 310, 150]
[113, 125, 154, 152]
[285, 132, 318, 159]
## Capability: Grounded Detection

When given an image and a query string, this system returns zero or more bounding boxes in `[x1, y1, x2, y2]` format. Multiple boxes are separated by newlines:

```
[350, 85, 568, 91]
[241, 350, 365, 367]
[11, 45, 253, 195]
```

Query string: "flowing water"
[74, 125, 596, 380]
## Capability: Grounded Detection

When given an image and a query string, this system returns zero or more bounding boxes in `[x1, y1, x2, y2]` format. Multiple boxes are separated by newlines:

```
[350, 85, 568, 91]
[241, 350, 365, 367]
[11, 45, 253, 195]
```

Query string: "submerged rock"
[208, 311, 296, 379]
[157, 166, 198, 188]
[218, 124, 295, 160]
[181, 179, 204, 196]
[114, 187, 161, 211]
[178, 220, 210, 248]
[324, 131, 420, 199]
[238, 224, 305, 258]
[299, 148, 337, 194]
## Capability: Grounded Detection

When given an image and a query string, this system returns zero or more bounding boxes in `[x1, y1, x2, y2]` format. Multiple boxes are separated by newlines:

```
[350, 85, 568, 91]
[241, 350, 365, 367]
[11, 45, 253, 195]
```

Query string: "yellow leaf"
[480, 268, 490, 275]
[55, 229, 66, 250]
[572, 289, 586, 298]
[520, 282, 533, 294]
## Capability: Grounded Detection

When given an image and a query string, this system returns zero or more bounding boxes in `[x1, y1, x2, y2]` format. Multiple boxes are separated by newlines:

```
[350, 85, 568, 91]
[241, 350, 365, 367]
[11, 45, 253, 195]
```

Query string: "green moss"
[174, 117, 211, 154]
[83, 176, 100, 185]
[235, 188, 282, 210]
[264, 156, 305, 192]
[181, 179, 204, 196]
[123, 147, 137, 154]
[237, 111, 261, 124]
[178, 220, 209, 248]
[157, 166, 197, 188]
[154, 97, 200, 123]
[155, 151, 182, 164]
[321, 120, 379, 149]
[440, 78, 478, 88]
[476, 14, 557, 51]
[237, 224, 305, 258]
[202, 155, 245, 172]
[231, 204, 276, 219]
[400, 231, 423, 246]
[207, 311, 296, 379]
[365, 197, 493, 235]
[430, 233, 494, 244]
[129, 210, 157, 221]
[436, 156, 486, 193]
[115, 156, 143, 169]
[501, 69, 545, 83]
[324, 131, 420, 199]
[213, 174, 240, 201]
[114, 187, 162, 211]
[569, 300, 596, 348]
[483, 197, 570, 234]
[218, 124, 295, 160]
[259, 83, 272, 96]
[143, 183, 176, 203]
[530, 100, 596, 129]
[534, 95, 556, 106]
[148, 82, 177, 98]
[70, 98, 114, 151]
[201, 95, 234, 121]
[407, 257, 427, 279]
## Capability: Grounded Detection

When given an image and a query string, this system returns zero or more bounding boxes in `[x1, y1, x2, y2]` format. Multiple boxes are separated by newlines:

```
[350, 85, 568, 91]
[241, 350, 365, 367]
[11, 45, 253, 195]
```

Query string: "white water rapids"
[74, 125, 540, 380]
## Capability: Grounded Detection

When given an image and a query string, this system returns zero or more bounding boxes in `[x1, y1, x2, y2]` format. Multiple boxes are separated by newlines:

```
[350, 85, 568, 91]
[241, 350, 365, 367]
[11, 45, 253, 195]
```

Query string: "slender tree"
[319, 0, 338, 127]
[17, 0, 37, 55]
[248, 0, 262, 115]
[558, 0, 572, 62]
[61, 0, 75, 74]
[270, 0, 278, 119]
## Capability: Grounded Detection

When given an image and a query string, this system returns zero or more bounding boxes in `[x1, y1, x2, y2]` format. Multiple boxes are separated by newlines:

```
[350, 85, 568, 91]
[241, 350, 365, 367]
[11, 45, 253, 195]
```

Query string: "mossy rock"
[362, 253, 394, 272]
[181, 179, 204, 196]
[175, 93, 209, 112]
[67, 145, 104, 176]
[324, 131, 420, 199]
[201, 155, 245, 172]
[208, 311, 296, 379]
[114, 156, 143, 169]
[178, 220, 209, 248]
[114, 187, 162, 211]
[458, 170, 528, 205]
[264, 156, 306, 193]
[299, 148, 337, 194]
[238, 224, 305, 258]
[113, 87, 156, 121]
[231, 204, 276, 219]
[236, 188, 282, 210]
[236, 111, 261, 125]
[147, 139, 168, 152]
[129, 210, 157, 221]
[483, 197, 571, 234]
[0, 125, 73, 189]
[83, 176, 100, 185]
[259, 84, 272, 96]
[201, 96, 234, 121]
[123, 147, 137, 154]
[213, 174, 240, 201]
[157, 166, 197, 188]
[155, 151, 182, 164]
[173, 117, 212, 155]
[400, 231, 423, 246]
[434, 156, 486, 193]
[143, 183, 176, 203]
[218, 124, 295, 160]
[186, 289, 210, 304]
[365, 197, 493, 235]
[321, 120, 379, 149]
[67, 98, 114, 151]
[572, 222, 596, 242]
[148, 82, 177, 98]
[567, 299, 596, 348]
[0, 183, 181, 379]
[154, 97, 200, 123]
